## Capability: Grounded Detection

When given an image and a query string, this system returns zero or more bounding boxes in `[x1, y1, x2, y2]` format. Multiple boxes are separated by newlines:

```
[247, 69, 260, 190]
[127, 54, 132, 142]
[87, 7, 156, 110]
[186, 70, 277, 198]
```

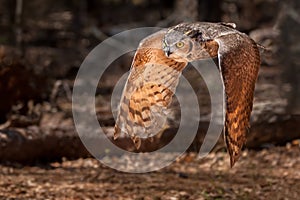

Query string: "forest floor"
[0, 5, 299, 199]
[0, 145, 299, 200]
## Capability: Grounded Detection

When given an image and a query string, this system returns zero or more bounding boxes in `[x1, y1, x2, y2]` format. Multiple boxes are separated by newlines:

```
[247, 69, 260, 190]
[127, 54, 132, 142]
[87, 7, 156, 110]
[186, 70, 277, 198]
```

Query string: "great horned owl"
[114, 22, 260, 167]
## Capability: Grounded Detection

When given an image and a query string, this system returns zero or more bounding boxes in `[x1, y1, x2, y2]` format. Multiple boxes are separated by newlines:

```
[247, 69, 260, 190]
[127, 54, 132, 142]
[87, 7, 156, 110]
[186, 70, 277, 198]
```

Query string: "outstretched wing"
[215, 32, 260, 167]
[114, 30, 188, 149]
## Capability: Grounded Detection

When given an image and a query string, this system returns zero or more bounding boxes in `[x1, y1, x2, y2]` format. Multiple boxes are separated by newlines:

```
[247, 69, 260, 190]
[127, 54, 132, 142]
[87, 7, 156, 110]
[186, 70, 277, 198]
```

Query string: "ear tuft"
[220, 22, 237, 29]
[186, 29, 203, 42]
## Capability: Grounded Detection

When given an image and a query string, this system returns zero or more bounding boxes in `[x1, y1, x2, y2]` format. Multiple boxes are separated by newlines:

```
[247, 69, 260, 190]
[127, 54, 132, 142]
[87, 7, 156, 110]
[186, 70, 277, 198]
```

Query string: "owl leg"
[131, 135, 141, 149]
[113, 125, 120, 140]
[148, 137, 154, 143]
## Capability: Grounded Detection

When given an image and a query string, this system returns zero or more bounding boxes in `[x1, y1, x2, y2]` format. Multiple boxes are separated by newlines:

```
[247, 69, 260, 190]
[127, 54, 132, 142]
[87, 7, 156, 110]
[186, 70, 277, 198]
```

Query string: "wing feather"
[215, 33, 260, 167]
[114, 30, 188, 148]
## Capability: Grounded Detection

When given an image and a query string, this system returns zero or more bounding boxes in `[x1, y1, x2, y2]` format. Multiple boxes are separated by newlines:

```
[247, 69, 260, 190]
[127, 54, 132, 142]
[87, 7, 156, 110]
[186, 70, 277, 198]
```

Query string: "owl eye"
[175, 42, 184, 48]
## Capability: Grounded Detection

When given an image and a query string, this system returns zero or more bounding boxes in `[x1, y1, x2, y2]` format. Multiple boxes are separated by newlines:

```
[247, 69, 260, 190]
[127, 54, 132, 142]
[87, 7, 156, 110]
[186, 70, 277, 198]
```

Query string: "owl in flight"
[113, 22, 260, 167]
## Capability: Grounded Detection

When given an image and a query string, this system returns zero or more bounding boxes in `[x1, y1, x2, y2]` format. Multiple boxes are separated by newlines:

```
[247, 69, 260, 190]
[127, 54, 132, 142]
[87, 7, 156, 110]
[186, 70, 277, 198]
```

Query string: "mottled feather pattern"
[114, 30, 187, 148]
[216, 33, 260, 166]
[113, 22, 260, 166]
[164, 23, 260, 166]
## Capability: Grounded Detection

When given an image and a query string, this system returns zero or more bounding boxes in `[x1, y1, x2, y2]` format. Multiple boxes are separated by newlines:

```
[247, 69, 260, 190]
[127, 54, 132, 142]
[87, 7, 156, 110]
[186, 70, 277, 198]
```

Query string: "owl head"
[162, 28, 218, 62]
[162, 30, 196, 62]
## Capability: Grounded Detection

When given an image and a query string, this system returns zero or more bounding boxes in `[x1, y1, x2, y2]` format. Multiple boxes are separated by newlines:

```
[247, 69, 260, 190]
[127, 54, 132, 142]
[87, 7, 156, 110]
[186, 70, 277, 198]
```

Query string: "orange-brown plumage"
[218, 34, 260, 166]
[114, 30, 188, 148]
[114, 22, 260, 166]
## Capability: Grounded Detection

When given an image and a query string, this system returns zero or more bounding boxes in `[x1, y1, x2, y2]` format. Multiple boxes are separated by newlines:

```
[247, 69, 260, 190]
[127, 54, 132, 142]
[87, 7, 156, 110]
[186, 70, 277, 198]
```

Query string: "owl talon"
[132, 136, 141, 149]
[148, 137, 154, 143]
[113, 126, 120, 140]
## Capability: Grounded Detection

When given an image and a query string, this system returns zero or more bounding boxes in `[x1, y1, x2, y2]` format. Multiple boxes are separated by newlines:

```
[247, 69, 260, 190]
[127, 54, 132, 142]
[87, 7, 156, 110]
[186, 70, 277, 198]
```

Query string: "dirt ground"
[0, 145, 299, 200]
[0, 1, 299, 200]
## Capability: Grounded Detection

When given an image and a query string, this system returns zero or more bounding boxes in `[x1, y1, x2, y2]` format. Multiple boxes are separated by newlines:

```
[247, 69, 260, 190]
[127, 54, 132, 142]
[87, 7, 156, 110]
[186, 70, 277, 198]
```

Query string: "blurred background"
[0, 0, 299, 199]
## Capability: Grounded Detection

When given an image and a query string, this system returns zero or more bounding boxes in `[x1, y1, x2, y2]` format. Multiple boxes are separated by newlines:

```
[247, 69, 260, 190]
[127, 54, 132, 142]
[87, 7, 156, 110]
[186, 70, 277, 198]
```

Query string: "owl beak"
[163, 46, 171, 57]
